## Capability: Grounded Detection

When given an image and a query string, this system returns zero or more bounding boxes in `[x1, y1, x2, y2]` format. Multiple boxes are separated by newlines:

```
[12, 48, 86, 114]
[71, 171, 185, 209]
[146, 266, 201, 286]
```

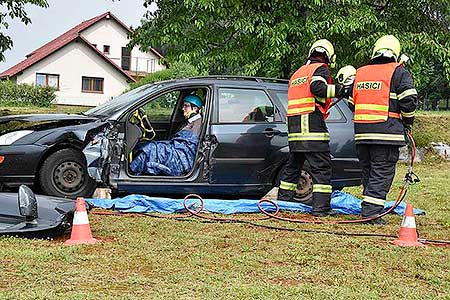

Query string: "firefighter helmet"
[371, 35, 401, 60]
[308, 39, 336, 68]
[337, 65, 356, 85]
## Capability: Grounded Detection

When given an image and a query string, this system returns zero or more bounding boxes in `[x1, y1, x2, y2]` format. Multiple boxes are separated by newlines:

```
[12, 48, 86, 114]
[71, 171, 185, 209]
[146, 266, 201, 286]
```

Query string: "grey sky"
[0, 0, 155, 71]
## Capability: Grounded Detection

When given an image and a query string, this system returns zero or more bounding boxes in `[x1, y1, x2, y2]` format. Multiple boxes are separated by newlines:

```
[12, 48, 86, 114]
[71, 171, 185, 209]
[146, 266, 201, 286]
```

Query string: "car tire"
[275, 165, 313, 205]
[39, 148, 96, 198]
[292, 170, 313, 205]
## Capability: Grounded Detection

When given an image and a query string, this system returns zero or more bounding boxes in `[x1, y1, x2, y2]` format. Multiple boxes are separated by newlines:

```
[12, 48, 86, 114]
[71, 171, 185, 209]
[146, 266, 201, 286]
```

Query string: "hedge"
[0, 80, 56, 107]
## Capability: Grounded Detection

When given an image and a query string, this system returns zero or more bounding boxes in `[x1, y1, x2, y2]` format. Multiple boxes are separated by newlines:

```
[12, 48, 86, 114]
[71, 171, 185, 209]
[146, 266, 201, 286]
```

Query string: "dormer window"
[103, 45, 110, 54]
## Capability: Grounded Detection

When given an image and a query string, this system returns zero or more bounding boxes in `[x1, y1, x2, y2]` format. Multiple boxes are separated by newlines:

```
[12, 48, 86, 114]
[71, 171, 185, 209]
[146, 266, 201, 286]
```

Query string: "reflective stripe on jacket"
[287, 63, 331, 116]
[353, 63, 400, 123]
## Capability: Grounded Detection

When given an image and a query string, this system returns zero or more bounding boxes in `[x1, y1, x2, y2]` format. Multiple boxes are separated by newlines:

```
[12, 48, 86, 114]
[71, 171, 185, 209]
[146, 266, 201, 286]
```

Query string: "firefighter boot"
[361, 202, 386, 225]
[311, 193, 337, 217]
[277, 188, 295, 202]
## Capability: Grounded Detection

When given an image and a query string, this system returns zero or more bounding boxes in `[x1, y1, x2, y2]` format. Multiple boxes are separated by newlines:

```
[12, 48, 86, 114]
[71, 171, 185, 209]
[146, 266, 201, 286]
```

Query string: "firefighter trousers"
[357, 144, 400, 217]
[277, 151, 332, 212]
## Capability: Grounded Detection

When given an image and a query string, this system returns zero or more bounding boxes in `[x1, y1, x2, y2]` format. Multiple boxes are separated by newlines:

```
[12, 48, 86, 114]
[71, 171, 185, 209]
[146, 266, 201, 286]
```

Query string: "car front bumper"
[0, 144, 47, 189]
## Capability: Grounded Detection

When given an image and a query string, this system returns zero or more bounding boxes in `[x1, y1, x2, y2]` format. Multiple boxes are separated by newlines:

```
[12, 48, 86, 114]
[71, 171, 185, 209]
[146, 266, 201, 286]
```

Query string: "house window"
[92, 44, 97, 48]
[36, 73, 59, 89]
[82, 77, 104, 93]
[121, 47, 131, 71]
[103, 45, 110, 54]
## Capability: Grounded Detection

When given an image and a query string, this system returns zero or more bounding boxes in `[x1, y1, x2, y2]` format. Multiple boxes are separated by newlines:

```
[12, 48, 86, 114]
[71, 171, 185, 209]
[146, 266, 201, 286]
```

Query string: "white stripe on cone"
[73, 211, 89, 225]
[401, 216, 416, 229]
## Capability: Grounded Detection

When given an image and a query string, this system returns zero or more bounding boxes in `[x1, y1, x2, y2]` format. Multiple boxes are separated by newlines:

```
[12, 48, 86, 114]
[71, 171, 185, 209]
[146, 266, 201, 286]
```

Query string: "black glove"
[404, 123, 412, 133]
[335, 84, 351, 98]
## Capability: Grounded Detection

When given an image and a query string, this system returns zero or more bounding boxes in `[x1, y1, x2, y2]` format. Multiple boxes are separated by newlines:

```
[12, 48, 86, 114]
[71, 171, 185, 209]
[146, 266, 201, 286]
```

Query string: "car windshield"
[83, 84, 164, 117]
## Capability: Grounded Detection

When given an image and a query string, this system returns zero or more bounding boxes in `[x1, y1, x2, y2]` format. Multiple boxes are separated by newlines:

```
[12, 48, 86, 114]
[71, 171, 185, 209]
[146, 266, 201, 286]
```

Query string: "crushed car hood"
[0, 192, 76, 238]
[0, 114, 99, 134]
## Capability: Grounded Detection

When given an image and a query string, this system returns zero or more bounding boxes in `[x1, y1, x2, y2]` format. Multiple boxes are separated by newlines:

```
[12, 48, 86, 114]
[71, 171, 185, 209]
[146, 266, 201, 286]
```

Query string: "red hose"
[183, 193, 277, 222]
[91, 209, 189, 219]
[257, 186, 406, 224]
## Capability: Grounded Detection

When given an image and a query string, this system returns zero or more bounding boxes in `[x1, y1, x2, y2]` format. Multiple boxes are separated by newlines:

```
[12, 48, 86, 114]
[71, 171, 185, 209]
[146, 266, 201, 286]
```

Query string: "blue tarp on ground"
[86, 190, 425, 216]
[130, 130, 198, 176]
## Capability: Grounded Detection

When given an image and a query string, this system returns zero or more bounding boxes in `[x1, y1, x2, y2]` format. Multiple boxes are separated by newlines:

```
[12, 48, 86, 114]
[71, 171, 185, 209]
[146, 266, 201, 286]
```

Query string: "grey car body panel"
[0, 192, 75, 237]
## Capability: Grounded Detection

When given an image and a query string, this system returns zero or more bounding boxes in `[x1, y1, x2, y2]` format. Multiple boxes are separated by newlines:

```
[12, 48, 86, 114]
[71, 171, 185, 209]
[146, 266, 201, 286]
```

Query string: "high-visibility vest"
[353, 63, 401, 123]
[287, 63, 331, 117]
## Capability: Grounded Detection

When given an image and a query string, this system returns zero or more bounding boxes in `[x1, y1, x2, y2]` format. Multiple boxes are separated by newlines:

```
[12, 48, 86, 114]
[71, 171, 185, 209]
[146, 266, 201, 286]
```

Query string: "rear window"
[272, 90, 344, 121]
[218, 88, 275, 123]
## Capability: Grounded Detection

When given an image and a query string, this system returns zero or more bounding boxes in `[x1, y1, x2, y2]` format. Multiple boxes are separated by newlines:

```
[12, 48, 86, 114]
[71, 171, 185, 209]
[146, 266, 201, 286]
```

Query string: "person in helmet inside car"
[130, 94, 203, 177]
[277, 39, 349, 216]
[180, 94, 203, 137]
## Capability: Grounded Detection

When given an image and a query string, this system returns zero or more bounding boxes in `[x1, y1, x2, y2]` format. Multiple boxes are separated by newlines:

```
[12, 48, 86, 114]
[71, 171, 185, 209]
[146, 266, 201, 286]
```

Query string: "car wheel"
[39, 148, 96, 198]
[292, 170, 313, 205]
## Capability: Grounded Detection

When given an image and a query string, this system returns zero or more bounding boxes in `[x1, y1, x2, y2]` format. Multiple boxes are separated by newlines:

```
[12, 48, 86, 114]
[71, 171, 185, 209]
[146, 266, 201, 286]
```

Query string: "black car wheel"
[39, 148, 96, 198]
[292, 170, 313, 204]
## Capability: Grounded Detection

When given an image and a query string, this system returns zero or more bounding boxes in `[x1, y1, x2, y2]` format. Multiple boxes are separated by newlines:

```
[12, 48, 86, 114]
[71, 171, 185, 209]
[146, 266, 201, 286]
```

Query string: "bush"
[128, 62, 207, 90]
[0, 80, 56, 107]
[413, 113, 450, 147]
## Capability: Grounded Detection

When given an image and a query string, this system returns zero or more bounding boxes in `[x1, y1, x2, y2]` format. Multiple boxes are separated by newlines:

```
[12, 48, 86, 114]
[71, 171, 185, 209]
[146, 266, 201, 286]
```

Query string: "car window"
[273, 90, 344, 121]
[141, 90, 180, 122]
[273, 91, 288, 111]
[218, 88, 275, 123]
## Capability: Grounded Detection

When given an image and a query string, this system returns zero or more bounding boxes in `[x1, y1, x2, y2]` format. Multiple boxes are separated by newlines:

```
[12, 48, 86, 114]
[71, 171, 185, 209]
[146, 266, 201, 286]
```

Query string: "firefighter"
[277, 39, 349, 216]
[348, 35, 418, 224]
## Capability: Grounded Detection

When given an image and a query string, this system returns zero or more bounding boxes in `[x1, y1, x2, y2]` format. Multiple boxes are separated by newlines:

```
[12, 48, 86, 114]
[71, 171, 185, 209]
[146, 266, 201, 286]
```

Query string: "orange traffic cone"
[392, 203, 426, 247]
[65, 197, 99, 245]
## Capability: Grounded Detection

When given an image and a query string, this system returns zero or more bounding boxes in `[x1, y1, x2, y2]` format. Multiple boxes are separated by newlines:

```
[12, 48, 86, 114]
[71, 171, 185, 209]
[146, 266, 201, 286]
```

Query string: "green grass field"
[1, 160, 449, 300]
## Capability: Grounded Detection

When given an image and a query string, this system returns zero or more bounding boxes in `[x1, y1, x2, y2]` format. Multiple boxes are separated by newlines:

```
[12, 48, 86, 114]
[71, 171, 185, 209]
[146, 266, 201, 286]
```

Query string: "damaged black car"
[0, 76, 361, 200]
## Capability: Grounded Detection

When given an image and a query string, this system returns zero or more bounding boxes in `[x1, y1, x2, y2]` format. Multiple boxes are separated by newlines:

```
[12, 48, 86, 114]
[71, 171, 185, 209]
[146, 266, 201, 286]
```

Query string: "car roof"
[158, 75, 288, 90]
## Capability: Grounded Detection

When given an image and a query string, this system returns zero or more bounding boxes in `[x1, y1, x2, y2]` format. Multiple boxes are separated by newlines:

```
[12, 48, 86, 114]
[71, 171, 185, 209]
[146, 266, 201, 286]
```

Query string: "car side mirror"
[18, 185, 38, 224]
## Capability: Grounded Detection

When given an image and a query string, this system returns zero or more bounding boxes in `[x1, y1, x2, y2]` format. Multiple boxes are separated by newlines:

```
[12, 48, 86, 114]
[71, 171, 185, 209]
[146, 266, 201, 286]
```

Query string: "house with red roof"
[0, 12, 165, 106]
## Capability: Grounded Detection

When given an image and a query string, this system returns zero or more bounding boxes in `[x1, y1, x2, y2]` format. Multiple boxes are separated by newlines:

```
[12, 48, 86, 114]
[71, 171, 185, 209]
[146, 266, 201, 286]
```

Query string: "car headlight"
[0, 130, 34, 145]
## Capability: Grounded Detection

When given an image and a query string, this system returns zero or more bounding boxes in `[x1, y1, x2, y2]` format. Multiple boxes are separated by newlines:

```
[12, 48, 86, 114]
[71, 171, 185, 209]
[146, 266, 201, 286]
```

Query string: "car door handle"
[262, 128, 281, 136]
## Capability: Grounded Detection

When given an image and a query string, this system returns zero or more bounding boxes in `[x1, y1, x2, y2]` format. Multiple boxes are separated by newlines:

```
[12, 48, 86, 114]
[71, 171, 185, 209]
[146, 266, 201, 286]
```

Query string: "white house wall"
[81, 18, 165, 74]
[131, 47, 165, 74]
[16, 41, 130, 106]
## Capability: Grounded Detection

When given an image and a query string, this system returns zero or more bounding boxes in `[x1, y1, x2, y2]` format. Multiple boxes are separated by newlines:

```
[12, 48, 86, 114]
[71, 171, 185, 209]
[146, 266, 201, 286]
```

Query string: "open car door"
[85, 85, 212, 195]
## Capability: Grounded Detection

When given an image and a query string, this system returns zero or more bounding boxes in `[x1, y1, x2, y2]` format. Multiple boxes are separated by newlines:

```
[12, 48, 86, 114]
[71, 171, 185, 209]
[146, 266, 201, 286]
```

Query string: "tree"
[0, 0, 48, 61]
[131, 0, 450, 106]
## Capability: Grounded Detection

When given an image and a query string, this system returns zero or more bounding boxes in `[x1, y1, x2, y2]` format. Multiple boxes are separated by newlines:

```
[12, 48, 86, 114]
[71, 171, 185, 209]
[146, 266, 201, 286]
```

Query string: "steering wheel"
[136, 108, 155, 140]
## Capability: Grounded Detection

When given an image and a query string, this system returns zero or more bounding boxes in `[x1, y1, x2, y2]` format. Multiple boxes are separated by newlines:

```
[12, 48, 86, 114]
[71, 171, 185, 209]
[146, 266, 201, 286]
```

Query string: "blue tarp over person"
[130, 95, 203, 176]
